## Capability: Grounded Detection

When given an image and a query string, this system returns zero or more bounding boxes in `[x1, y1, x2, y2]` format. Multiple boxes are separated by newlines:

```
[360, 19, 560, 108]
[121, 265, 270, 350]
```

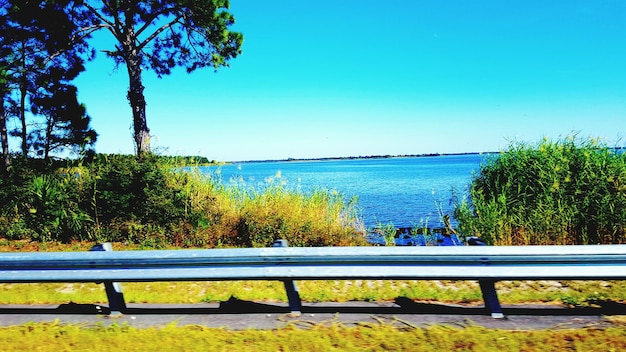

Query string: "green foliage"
[0, 158, 91, 242]
[455, 136, 626, 245]
[375, 222, 397, 246]
[0, 154, 365, 247]
[90, 154, 187, 237]
[156, 155, 216, 165]
[25, 174, 92, 242]
[1, 0, 94, 159]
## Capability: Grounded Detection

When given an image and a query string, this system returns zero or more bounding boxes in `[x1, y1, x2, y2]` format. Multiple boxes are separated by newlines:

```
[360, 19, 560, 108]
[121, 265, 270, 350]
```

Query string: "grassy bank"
[1, 322, 625, 351]
[4, 136, 626, 248]
[0, 155, 366, 248]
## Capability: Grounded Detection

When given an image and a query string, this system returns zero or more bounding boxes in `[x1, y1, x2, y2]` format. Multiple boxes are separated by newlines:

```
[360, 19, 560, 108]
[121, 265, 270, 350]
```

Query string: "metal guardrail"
[1, 242, 625, 318]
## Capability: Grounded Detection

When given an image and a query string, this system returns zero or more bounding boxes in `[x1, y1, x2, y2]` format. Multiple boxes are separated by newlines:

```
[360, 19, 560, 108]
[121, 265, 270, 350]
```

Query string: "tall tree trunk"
[19, 79, 27, 156]
[122, 19, 150, 156]
[0, 99, 9, 172]
[44, 115, 52, 162]
[126, 59, 150, 156]
[19, 45, 28, 156]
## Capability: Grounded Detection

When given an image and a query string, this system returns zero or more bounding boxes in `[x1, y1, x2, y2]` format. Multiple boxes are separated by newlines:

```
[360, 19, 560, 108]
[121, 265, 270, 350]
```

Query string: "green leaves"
[457, 136, 626, 245]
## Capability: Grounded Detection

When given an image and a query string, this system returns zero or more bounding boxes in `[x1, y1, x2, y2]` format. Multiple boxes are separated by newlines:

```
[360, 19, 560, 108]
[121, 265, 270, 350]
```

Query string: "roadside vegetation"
[454, 136, 626, 245]
[0, 154, 365, 248]
[3, 136, 625, 248]
[1, 136, 625, 310]
[1, 137, 626, 349]
[1, 322, 626, 352]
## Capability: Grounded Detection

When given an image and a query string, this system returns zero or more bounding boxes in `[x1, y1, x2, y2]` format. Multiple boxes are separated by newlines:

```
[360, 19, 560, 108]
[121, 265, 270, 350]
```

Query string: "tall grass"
[455, 136, 626, 245]
[3, 322, 626, 352]
[173, 167, 366, 247]
[0, 155, 366, 247]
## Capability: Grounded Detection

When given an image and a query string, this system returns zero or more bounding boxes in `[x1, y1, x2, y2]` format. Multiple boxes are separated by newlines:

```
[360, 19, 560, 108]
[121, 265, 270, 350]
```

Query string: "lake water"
[200, 154, 487, 229]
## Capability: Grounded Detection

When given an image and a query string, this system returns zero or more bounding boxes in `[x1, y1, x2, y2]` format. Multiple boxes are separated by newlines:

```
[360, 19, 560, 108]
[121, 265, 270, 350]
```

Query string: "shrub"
[455, 136, 626, 245]
[0, 158, 95, 242]
[90, 154, 187, 235]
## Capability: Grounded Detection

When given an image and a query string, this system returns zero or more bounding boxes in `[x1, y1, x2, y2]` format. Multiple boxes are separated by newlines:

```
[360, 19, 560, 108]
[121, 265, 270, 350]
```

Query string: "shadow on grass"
[0, 297, 625, 317]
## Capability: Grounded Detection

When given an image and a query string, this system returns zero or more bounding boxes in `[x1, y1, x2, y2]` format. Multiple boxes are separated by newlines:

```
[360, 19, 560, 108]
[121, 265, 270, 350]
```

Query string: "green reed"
[455, 136, 626, 245]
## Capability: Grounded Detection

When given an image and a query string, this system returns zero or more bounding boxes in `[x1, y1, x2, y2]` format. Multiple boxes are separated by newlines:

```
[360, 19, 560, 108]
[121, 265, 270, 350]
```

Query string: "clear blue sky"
[74, 0, 626, 161]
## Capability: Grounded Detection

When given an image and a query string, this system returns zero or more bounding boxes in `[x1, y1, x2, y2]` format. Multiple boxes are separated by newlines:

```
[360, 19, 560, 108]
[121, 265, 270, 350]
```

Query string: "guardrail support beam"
[479, 280, 504, 319]
[272, 239, 302, 316]
[90, 243, 127, 315]
[468, 237, 504, 318]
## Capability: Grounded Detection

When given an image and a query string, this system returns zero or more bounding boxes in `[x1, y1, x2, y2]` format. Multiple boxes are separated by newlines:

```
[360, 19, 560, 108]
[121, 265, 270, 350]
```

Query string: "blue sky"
[74, 0, 626, 161]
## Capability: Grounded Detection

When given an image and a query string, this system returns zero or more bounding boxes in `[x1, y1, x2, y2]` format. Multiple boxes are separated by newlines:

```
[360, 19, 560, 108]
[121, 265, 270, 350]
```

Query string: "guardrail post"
[90, 243, 127, 315]
[272, 239, 302, 316]
[468, 237, 504, 319]
[478, 280, 504, 319]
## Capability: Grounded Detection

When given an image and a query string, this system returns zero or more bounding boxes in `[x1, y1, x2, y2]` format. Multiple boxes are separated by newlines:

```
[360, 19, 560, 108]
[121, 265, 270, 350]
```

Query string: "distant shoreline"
[228, 151, 494, 164]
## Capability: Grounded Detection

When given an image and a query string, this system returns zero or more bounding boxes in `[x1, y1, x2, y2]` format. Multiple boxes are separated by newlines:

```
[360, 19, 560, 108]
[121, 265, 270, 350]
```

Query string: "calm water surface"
[201, 154, 486, 228]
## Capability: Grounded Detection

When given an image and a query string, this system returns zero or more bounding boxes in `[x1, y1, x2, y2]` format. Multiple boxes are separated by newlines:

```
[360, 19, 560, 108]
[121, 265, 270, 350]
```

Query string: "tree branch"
[80, 1, 116, 29]
[77, 1, 125, 44]
[44, 23, 110, 66]
[134, 5, 178, 38]
[137, 13, 185, 52]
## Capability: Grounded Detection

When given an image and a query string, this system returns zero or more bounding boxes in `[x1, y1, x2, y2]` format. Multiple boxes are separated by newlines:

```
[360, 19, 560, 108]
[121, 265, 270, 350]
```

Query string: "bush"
[0, 158, 95, 242]
[90, 154, 187, 233]
[455, 137, 626, 245]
